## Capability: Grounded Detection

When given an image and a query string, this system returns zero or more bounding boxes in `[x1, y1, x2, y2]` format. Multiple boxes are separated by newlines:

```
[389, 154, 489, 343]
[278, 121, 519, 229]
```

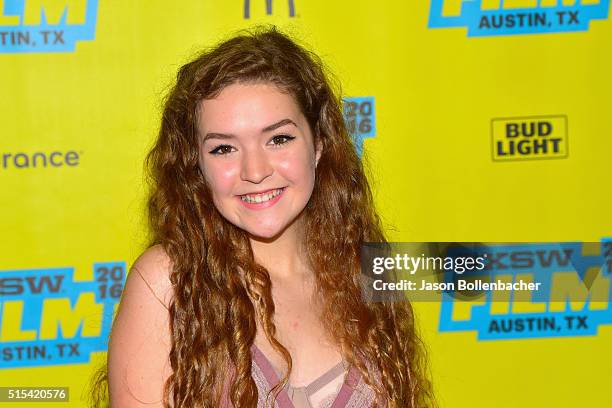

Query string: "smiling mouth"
[240, 187, 286, 204]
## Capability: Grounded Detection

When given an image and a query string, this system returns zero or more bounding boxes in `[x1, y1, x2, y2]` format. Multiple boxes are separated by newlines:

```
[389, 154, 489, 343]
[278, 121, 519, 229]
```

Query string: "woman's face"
[198, 82, 322, 239]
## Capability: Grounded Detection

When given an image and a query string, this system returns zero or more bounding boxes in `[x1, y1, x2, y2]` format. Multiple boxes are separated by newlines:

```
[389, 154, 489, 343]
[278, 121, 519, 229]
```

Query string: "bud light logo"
[428, 0, 610, 37]
[0, 0, 98, 53]
[491, 115, 568, 161]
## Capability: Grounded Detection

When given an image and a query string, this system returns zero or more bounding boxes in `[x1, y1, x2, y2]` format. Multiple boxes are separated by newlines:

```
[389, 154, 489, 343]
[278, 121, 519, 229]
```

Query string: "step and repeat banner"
[1, 1, 610, 407]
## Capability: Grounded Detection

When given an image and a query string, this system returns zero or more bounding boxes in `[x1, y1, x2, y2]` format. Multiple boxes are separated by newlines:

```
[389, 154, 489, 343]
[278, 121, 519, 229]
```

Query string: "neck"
[248, 218, 312, 283]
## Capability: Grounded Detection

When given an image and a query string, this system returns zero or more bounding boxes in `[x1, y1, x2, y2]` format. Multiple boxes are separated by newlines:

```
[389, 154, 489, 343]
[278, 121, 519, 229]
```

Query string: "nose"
[240, 146, 273, 184]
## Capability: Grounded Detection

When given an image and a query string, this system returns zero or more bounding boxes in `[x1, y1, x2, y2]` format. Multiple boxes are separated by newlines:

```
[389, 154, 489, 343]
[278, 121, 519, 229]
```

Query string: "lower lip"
[238, 188, 286, 210]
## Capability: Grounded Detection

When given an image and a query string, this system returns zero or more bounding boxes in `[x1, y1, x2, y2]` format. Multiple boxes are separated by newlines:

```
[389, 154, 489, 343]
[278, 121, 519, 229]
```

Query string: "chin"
[247, 228, 283, 240]
[244, 222, 289, 241]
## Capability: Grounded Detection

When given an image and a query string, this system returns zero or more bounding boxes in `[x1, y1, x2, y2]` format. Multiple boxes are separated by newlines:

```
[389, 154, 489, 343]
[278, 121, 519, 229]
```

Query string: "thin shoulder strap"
[131, 266, 169, 310]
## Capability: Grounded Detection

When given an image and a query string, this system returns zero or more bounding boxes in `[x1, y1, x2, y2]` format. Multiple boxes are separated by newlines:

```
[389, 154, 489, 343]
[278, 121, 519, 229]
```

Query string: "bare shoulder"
[107, 245, 175, 407]
[131, 244, 174, 309]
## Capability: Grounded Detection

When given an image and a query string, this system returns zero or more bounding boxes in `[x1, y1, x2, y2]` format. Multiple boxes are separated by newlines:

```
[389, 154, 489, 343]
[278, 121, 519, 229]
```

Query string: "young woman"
[93, 26, 434, 408]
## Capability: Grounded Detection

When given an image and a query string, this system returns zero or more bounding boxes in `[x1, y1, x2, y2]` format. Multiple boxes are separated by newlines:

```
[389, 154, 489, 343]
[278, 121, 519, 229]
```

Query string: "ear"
[315, 139, 323, 167]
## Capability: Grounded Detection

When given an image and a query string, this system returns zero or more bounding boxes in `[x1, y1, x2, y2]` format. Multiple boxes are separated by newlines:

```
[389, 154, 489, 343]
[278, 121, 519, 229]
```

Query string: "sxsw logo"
[439, 241, 612, 340]
[0, 262, 125, 368]
[0, 0, 98, 53]
[429, 0, 610, 36]
[343, 97, 376, 158]
[243, 0, 296, 19]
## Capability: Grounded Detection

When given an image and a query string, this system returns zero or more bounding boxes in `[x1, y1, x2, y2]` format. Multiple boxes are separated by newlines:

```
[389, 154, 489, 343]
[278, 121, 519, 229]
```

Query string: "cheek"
[201, 160, 239, 196]
[277, 150, 316, 187]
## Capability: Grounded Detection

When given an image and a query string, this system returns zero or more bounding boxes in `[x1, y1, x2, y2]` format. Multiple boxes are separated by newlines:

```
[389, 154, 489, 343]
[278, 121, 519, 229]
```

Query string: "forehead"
[198, 82, 303, 133]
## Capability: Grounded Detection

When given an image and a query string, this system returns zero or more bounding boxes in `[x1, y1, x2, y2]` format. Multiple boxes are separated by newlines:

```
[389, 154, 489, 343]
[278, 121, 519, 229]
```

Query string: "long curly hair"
[89, 25, 435, 408]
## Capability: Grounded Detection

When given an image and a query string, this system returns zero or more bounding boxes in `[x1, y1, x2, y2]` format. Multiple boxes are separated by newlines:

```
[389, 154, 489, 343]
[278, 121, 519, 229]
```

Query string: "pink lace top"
[220, 344, 384, 408]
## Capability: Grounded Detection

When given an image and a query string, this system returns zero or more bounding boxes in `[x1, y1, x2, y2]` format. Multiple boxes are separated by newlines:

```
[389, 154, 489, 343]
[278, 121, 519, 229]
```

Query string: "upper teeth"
[241, 188, 284, 203]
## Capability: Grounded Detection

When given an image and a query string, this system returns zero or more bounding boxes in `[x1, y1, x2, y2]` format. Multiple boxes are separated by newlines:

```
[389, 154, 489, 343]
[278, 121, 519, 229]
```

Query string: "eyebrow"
[203, 118, 298, 142]
[262, 118, 297, 132]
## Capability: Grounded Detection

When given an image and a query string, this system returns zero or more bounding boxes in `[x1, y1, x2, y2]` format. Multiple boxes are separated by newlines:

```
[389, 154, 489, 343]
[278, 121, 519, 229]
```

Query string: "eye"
[208, 144, 236, 155]
[269, 134, 296, 146]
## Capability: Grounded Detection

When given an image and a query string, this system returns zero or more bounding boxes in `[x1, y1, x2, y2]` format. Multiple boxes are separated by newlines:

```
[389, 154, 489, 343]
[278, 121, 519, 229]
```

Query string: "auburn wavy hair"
[89, 25, 435, 408]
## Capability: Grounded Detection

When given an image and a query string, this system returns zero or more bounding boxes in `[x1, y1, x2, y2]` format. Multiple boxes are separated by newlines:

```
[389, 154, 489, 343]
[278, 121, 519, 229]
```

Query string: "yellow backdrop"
[1, 1, 610, 406]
